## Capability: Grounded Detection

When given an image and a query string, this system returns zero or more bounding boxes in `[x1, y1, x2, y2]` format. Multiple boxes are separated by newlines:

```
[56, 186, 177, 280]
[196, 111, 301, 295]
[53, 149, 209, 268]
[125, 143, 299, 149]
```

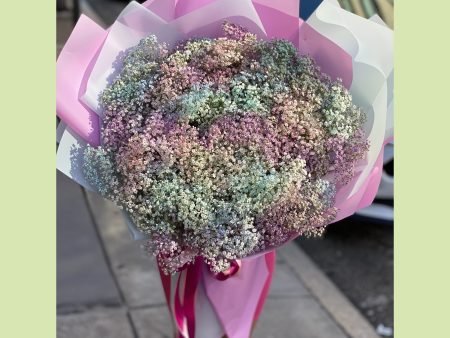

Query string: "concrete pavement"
[57, 173, 120, 312]
[57, 171, 379, 338]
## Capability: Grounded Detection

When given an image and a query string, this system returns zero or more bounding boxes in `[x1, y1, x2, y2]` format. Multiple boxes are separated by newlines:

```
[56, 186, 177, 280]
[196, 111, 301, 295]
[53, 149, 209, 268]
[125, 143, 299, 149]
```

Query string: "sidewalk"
[57, 172, 378, 338]
[57, 6, 379, 338]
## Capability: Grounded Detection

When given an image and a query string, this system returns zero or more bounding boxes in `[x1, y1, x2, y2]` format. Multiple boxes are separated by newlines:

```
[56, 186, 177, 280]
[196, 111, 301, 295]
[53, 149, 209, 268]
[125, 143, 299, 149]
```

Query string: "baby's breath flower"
[83, 22, 368, 275]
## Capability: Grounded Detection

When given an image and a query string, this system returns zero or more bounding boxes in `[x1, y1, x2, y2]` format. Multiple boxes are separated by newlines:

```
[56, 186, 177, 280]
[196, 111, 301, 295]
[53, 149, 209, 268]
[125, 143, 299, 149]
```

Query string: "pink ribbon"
[212, 259, 242, 281]
[173, 258, 202, 338]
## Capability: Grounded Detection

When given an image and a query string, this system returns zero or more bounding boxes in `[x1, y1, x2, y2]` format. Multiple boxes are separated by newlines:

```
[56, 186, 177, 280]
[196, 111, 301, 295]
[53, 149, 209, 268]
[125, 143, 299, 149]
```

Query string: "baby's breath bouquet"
[57, 1, 392, 337]
[84, 22, 368, 275]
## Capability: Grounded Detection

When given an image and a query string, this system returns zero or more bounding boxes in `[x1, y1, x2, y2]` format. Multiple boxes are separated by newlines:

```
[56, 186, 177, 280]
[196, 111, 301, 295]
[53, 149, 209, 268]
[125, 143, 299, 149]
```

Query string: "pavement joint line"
[57, 304, 126, 316]
[279, 242, 380, 338]
[82, 188, 140, 338]
[126, 311, 139, 338]
[57, 302, 169, 316]
[57, 302, 123, 315]
[128, 303, 169, 311]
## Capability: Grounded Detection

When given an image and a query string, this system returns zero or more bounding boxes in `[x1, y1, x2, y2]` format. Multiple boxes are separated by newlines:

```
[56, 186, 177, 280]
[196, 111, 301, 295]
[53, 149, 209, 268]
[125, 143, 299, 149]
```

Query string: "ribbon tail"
[184, 258, 202, 337]
[159, 258, 203, 338]
[174, 270, 187, 336]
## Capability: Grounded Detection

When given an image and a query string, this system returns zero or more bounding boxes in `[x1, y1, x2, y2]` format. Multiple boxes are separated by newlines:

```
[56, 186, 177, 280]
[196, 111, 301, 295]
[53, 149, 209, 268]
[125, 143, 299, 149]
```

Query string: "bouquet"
[57, 1, 393, 337]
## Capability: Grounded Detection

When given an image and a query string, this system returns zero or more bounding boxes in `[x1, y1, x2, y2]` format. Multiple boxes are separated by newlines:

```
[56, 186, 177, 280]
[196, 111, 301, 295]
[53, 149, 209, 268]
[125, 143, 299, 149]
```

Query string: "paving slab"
[130, 307, 174, 338]
[269, 254, 310, 298]
[57, 172, 121, 309]
[253, 297, 349, 338]
[57, 307, 134, 338]
[279, 244, 380, 338]
[85, 191, 167, 307]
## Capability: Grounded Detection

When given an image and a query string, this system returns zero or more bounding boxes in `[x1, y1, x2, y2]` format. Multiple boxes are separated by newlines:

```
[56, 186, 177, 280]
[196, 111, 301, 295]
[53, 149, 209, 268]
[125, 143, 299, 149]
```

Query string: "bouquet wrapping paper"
[56, 1, 393, 337]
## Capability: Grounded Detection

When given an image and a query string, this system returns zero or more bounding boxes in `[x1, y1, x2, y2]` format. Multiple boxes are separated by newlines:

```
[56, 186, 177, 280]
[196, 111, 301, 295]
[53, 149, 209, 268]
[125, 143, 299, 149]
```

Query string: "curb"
[279, 243, 380, 338]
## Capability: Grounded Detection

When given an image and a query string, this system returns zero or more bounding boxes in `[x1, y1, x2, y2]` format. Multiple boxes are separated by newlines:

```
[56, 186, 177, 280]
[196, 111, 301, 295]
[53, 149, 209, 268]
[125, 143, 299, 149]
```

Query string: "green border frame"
[395, 1, 450, 337]
[2, 1, 450, 337]
[1, 2, 56, 338]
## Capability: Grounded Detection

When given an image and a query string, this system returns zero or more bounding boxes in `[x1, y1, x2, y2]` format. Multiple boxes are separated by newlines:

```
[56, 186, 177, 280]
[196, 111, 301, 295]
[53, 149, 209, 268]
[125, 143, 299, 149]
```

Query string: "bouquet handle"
[158, 251, 276, 338]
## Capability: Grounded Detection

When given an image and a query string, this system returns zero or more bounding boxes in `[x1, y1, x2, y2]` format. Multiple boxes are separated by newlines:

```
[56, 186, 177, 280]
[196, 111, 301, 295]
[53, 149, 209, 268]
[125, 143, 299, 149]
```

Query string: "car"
[354, 142, 394, 224]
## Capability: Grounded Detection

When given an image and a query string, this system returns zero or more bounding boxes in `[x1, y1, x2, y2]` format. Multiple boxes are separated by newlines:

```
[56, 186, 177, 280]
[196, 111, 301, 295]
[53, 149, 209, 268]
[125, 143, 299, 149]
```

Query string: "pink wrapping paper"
[56, 15, 105, 146]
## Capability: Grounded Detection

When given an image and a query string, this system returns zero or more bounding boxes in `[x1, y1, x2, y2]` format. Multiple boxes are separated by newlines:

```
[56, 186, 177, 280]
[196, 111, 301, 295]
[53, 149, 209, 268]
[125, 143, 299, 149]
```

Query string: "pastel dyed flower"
[83, 23, 368, 275]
